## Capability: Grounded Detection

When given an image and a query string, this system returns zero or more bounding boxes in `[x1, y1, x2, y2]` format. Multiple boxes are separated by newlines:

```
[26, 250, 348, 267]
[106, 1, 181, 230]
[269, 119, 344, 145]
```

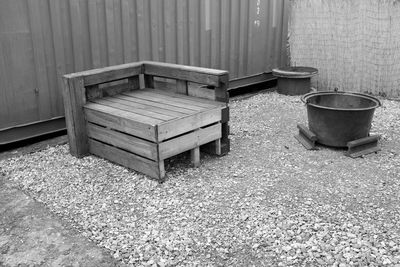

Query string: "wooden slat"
[176, 80, 188, 94]
[134, 89, 216, 109]
[89, 139, 162, 179]
[84, 104, 157, 142]
[118, 93, 196, 114]
[87, 123, 158, 160]
[150, 89, 225, 107]
[64, 62, 143, 86]
[159, 123, 221, 160]
[106, 95, 186, 117]
[158, 107, 222, 141]
[92, 98, 175, 121]
[123, 90, 205, 111]
[143, 61, 227, 86]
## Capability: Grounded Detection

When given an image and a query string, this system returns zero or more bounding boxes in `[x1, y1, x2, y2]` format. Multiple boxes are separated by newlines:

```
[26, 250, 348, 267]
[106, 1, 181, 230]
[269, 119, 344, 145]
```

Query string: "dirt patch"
[0, 175, 119, 267]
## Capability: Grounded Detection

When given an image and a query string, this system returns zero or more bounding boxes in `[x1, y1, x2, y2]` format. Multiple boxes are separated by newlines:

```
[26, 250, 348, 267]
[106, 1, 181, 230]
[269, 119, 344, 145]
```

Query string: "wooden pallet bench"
[62, 61, 230, 181]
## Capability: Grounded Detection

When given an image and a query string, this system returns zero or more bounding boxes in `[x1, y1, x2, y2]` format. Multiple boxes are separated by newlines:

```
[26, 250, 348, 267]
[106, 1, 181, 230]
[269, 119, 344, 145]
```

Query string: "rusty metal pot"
[301, 91, 381, 147]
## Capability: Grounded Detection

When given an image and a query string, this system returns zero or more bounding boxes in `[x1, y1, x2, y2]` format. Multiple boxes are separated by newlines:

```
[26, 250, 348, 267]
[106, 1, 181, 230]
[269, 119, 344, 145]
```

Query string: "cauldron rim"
[301, 91, 381, 112]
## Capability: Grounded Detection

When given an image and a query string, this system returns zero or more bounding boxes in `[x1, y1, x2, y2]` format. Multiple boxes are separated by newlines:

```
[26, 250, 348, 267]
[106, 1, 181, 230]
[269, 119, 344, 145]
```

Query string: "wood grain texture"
[87, 123, 158, 160]
[89, 139, 162, 180]
[84, 104, 157, 142]
[158, 108, 221, 141]
[62, 76, 88, 157]
[158, 123, 221, 160]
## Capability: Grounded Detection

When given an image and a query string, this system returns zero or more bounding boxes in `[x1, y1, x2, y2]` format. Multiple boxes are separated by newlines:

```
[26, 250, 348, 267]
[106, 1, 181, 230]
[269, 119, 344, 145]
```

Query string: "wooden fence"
[0, 0, 289, 130]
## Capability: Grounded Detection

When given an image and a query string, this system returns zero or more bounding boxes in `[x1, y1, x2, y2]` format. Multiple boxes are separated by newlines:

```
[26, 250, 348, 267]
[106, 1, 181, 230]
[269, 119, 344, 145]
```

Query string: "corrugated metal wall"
[0, 0, 289, 129]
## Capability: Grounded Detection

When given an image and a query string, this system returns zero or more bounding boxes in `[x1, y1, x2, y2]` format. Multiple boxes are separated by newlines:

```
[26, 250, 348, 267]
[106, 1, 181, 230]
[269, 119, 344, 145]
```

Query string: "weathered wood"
[191, 146, 200, 167]
[87, 123, 158, 160]
[128, 76, 140, 90]
[149, 89, 225, 108]
[119, 93, 196, 115]
[125, 90, 205, 111]
[85, 102, 163, 126]
[158, 123, 221, 160]
[62, 76, 88, 157]
[158, 108, 222, 141]
[214, 73, 230, 103]
[176, 80, 188, 94]
[86, 84, 103, 101]
[111, 95, 189, 117]
[143, 61, 228, 86]
[144, 74, 155, 88]
[84, 105, 157, 142]
[63, 61, 230, 179]
[89, 139, 162, 180]
[92, 98, 175, 121]
[63, 62, 143, 86]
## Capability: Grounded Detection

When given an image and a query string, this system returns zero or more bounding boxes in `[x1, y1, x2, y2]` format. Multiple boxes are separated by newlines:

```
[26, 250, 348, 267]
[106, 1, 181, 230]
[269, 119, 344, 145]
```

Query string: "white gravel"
[1, 91, 400, 266]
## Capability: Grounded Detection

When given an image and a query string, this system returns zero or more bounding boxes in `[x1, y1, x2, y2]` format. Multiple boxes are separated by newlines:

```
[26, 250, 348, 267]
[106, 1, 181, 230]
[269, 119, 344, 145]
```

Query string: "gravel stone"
[1, 91, 400, 266]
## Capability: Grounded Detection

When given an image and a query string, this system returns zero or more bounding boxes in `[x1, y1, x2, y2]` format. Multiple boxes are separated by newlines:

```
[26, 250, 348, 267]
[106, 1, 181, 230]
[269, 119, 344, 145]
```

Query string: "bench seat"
[84, 88, 225, 179]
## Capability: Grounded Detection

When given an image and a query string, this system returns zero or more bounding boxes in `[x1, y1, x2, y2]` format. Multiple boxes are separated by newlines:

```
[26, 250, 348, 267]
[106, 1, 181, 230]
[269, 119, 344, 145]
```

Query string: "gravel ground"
[1, 91, 400, 266]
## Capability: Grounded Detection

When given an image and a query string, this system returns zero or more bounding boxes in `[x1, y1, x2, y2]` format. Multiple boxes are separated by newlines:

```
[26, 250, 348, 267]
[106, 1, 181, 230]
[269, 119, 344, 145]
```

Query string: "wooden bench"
[62, 61, 230, 181]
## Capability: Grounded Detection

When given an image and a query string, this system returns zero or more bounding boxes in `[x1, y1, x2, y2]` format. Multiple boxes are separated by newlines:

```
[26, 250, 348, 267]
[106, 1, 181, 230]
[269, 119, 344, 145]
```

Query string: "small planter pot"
[272, 66, 318, 95]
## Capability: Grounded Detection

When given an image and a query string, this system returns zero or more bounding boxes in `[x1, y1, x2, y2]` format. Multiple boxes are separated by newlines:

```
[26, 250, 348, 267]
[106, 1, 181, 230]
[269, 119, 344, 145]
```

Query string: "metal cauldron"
[301, 91, 381, 147]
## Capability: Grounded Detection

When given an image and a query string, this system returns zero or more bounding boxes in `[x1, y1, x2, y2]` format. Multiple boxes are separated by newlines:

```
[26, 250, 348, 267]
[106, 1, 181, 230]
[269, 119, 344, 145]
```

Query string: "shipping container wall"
[0, 0, 289, 129]
[289, 0, 400, 98]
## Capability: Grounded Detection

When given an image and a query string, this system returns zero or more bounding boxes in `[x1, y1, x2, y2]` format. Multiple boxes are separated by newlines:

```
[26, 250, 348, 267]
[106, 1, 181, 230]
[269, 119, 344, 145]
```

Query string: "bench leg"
[158, 160, 165, 180]
[191, 147, 200, 167]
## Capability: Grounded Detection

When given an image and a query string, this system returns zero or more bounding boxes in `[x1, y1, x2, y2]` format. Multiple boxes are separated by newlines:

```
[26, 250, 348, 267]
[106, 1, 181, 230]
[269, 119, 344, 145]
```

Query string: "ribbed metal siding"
[0, 0, 289, 129]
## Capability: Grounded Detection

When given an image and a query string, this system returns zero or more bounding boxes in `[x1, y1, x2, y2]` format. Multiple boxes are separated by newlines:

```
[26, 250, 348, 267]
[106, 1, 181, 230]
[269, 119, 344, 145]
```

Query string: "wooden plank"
[105, 95, 185, 117]
[214, 73, 229, 103]
[144, 74, 155, 88]
[117, 93, 196, 114]
[176, 80, 188, 94]
[92, 98, 176, 121]
[85, 101, 162, 126]
[158, 107, 221, 141]
[64, 62, 143, 86]
[84, 105, 157, 142]
[143, 61, 228, 85]
[151, 88, 225, 107]
[159, 123, 221, 160]
[101, 81, 132, 97]
[86, 84, 103, 100]
[124, 90, 206, 111]
[89, 139, 162, 180]
[62, 76, 89, 157]
[87, 123, 158, 160]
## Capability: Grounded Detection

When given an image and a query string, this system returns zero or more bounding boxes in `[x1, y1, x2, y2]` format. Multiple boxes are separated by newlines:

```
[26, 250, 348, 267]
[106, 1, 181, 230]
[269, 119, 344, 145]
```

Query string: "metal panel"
[0, 0, 289, 131]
